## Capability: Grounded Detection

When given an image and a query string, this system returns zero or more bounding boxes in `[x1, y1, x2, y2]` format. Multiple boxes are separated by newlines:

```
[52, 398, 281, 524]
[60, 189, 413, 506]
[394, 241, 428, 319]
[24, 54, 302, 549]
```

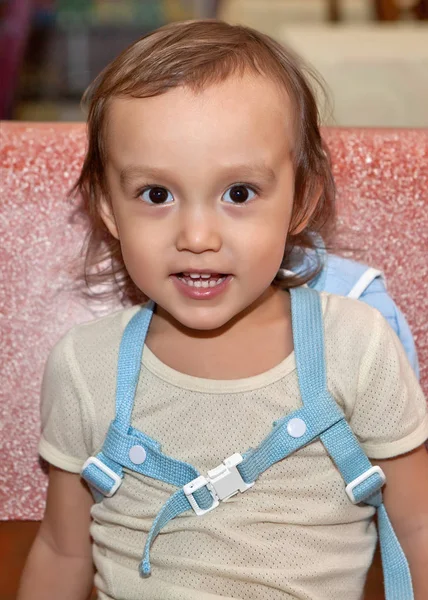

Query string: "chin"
[173, 306, 236, 332]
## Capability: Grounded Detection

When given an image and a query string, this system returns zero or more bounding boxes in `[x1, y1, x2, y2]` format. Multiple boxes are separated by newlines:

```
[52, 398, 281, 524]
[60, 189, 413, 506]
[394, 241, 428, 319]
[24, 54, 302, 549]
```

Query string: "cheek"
[115, 222, 161, 283]
[238, 220, 288, 279]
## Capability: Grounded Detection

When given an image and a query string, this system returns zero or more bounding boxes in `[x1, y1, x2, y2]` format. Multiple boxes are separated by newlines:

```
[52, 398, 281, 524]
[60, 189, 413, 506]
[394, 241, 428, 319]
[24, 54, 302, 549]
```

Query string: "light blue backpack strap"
[291, 287, 414, 599]
[138, 287, 411, 594]
[239, 286, 345, 482]
[238, 394, 343, 483]
[321, 419, 414, 600]
[115, 301, 155, 429]
[290, 286, 330, 403]
[82, 302, 157, 496]
[140, 286, 345, 576]
[112, 286, 413, 597]
[102, 421, 207, 488]
[85, 300, 214, 495]
[140, 487, 214, 577]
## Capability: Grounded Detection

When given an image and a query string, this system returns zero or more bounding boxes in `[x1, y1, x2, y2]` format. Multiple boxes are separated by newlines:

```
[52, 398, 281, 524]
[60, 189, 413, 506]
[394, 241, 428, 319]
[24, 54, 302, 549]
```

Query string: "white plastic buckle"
[81, 456, 122, 497]
[183, 476, 220, 516]
[345, 466, 386, 504]
[183, 453, 254, 516]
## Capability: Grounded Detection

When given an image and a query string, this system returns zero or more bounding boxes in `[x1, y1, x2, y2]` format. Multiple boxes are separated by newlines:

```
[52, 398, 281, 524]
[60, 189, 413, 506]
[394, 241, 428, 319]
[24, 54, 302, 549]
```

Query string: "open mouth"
[174, 273, 228, 288]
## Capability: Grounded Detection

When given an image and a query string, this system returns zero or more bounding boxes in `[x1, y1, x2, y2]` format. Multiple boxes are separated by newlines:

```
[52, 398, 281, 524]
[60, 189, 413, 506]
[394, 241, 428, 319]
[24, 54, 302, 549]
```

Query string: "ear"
[99, 196, 120, 240]
[289, 184, 322, 236]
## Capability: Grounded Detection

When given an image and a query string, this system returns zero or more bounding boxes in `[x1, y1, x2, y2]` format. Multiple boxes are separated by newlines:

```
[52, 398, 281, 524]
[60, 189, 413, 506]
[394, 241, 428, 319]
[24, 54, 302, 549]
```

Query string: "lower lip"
[171, 275, 232, 300]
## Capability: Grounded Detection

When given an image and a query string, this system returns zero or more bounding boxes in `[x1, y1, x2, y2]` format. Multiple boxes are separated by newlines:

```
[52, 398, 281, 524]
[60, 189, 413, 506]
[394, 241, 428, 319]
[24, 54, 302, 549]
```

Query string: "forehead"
[105, 73, 294, 167]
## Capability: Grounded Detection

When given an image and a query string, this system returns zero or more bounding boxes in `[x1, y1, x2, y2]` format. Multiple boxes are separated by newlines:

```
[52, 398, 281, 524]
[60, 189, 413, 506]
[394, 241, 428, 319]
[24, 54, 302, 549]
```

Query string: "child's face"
[102, 72, 296, 331]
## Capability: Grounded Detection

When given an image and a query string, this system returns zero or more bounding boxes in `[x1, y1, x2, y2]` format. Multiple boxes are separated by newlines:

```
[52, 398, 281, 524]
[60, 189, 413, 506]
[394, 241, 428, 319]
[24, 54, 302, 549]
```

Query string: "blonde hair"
[72, 19, 335, 305]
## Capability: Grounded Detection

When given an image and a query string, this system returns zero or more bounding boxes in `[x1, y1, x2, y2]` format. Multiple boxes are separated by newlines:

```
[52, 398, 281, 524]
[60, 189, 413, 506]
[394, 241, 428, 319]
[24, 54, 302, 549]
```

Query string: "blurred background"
[1, 0, 427, 127]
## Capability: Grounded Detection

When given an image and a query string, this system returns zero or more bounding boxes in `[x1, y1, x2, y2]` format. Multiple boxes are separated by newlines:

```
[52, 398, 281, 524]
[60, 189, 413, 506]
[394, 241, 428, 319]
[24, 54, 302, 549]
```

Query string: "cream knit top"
[38, 292, 428, 600]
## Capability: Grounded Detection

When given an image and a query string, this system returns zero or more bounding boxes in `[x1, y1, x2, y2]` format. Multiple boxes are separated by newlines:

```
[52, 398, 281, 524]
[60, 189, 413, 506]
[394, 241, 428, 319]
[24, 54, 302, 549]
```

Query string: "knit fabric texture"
[38, 292, 428, 600]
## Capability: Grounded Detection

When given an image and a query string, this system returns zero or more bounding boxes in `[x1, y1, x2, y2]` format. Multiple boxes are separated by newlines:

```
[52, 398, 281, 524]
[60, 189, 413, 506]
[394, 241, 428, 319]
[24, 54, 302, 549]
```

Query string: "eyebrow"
[119, 163, 277, 186]
[120, 166, 173, 186]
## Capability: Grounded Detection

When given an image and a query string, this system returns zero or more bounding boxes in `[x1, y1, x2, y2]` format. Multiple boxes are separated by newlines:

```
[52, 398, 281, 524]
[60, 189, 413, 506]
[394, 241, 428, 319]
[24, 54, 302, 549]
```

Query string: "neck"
[145, 285, 293, 380]
[149, 285, 289, 341]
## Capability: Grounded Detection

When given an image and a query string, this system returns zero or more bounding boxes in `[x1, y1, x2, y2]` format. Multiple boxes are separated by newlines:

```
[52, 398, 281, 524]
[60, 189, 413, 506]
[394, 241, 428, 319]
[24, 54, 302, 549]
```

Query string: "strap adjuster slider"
[183, 476, 219, 516]
[81, 456, 122, 497]
[345, 466, 386, 504]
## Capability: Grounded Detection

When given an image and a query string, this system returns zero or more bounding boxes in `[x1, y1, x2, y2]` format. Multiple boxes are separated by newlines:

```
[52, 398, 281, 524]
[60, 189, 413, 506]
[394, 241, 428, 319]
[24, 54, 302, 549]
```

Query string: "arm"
[374, 444, 428, 600]
[17, 465, 95, 600]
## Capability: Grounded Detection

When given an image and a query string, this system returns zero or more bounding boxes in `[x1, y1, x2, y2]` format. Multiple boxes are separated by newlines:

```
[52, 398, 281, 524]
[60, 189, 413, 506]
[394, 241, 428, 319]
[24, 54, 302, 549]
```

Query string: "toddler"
[18, 20, 428, 600]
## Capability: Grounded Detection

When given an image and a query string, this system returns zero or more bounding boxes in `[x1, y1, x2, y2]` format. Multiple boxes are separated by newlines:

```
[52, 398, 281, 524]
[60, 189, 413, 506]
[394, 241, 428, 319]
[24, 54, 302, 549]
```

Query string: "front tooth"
[200, 274, 211, 279]
[201, 281, 209, 288]
[190, 273, 200, 279]
[194, 280, 202, 288]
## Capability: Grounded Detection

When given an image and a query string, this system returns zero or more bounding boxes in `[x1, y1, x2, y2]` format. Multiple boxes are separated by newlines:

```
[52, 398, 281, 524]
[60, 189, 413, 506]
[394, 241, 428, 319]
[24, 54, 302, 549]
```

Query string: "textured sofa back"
[1, 122, 427, 519]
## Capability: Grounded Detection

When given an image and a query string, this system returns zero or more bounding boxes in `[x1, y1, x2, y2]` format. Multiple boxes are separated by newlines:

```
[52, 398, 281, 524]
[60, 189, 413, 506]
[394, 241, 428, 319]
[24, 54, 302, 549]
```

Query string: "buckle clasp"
[183, 453, 254, 516]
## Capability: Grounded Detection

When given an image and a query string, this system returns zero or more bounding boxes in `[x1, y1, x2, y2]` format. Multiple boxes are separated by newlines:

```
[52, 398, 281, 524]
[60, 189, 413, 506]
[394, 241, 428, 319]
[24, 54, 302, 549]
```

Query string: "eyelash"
[134, 183, 260, 205]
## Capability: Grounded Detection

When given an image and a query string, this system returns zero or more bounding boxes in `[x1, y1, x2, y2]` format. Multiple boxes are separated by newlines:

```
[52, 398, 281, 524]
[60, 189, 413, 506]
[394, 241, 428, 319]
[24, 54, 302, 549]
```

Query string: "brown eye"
[141, 186, 173, 204]
[223, 185, 255, 204]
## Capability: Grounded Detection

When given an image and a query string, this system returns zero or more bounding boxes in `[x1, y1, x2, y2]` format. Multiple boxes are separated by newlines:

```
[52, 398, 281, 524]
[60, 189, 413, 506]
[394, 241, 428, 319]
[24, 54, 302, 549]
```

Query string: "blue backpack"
[308, 254, 419, 377]
[81, 281, 416, 599]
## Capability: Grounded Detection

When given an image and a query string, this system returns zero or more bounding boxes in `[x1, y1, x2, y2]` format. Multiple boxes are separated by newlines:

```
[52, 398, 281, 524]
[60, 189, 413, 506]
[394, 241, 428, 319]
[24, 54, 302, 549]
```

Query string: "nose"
[176, 206, 222, 254]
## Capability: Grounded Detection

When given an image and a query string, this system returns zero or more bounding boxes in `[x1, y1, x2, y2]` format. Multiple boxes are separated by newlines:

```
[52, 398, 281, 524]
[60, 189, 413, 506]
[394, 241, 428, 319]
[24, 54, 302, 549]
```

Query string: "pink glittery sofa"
[0, 122, 427, 526]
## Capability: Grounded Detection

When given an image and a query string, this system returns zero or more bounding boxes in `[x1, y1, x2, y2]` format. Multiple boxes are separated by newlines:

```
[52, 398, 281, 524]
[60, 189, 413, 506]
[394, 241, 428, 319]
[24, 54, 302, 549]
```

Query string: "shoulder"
[319, 291, 427, 457]
[319, 289, 415, 376]
[320, 290, 386, 342]
[320, 291, 415, 370]
[40, 305, 144, 459]
[319, 291, 393, 414]
[45, 305, 142, 381]
[52, 305, 141, 354]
